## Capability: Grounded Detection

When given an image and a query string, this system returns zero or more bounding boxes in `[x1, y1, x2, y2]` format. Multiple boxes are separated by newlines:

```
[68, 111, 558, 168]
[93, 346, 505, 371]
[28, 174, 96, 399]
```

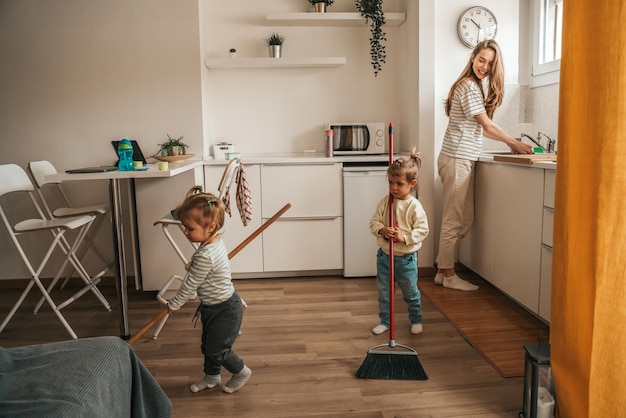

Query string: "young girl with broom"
[167, 186, 252, 394]
[369, 150, 429, 336]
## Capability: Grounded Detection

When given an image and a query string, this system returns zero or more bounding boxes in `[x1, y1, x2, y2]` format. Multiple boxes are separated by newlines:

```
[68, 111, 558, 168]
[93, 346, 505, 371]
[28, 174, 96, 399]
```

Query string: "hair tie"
[207, 200, 213, 206]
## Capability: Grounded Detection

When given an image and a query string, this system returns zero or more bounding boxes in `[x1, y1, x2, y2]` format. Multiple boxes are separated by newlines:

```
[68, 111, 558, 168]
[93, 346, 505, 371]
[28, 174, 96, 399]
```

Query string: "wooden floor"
[0, 275, 528, 417]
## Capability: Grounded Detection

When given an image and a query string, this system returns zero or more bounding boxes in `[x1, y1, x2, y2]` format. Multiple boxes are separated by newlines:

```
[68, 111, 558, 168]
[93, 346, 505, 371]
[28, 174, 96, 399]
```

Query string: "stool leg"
[152, 313, 170, 340]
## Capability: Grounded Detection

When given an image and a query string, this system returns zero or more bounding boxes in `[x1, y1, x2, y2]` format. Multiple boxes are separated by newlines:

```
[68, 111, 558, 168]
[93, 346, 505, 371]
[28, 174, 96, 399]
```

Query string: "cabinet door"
[204, 164, 263, 274]
[490, 164, 543, 312]
[261, 163, 342, 218]
[539, 245, 552, 322]
[136, 168, 204, 291]
[262, 217, 343, 271]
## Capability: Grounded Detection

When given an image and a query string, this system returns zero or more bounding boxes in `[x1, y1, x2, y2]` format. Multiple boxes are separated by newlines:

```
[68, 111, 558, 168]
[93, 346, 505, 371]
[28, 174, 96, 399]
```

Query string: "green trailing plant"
[264, 32, 286, 46]
[308, 0, 335, 5]
[158, 134, 189, 156]
[355, 0, 386, 77]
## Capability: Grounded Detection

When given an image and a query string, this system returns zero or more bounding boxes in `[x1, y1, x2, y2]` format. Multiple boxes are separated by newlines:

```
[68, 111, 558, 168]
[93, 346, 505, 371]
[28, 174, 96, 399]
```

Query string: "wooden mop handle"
[228, 203, 291, 260]
[128, 202, 292, 345]
[388, 122, 396, 343]
[128, 308, 168, 345]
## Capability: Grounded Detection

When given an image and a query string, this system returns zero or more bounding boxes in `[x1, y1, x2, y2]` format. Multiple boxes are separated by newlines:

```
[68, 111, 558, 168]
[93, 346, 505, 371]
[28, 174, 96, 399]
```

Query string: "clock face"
[457, 6, 498, 48]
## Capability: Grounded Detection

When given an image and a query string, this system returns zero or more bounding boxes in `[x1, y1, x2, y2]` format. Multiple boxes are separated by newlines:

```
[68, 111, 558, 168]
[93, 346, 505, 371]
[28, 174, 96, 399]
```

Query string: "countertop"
[203, 152, 557, 170]
[478, 152, 557, 170]
[202, 153, 395, 166]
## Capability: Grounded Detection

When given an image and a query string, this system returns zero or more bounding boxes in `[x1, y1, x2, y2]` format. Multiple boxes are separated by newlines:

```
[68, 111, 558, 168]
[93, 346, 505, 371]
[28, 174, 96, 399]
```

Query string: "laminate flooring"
[0, 275, 530, 417]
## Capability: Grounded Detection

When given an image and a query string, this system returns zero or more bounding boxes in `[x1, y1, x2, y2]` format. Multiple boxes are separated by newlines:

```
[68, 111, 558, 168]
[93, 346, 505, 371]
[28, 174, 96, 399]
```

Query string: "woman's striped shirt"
[440, 78, 486, 161]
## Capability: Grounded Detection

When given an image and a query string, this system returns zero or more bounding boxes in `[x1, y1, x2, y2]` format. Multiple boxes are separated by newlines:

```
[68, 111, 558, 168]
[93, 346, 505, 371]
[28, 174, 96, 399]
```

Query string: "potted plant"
[355, 0, 386, 77]
[229, 48, 237, 58]
[264, 32, 286, 58]
[308, 0, 335, 13]
[158, 134, 190, 156]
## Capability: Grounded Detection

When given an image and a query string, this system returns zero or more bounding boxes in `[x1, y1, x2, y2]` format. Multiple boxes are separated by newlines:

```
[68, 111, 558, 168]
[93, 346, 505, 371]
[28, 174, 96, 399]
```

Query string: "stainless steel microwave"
[328, 122, 387, 155]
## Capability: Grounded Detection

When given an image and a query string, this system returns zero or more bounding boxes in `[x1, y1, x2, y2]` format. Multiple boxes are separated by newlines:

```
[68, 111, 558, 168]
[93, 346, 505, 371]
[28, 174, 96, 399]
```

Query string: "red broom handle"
[388, 122, 395, 344]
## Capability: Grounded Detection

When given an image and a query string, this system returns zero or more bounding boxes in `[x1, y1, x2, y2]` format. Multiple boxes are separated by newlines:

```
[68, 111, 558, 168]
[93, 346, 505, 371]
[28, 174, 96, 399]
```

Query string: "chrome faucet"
[519, 132, 556, 153]
[519, 132, 545, 152]
[538, 132, 556, 153]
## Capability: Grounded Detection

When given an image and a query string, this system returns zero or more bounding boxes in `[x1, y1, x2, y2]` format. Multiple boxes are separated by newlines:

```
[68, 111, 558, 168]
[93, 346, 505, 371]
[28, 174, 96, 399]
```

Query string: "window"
[532, 0, 563, 80]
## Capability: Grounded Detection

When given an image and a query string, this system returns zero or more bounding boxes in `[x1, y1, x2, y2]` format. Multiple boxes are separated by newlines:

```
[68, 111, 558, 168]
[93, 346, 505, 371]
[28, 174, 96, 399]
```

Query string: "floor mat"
[419, 274, 550, 378]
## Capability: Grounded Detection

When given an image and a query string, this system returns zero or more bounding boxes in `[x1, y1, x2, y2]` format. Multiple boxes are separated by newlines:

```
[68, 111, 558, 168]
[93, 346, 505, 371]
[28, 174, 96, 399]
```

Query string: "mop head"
[355, 344, 428, 380]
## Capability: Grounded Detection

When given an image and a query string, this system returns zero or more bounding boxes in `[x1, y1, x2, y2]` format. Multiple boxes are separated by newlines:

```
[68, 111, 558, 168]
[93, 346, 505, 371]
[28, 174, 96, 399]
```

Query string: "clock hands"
[470, 18, 485, 42]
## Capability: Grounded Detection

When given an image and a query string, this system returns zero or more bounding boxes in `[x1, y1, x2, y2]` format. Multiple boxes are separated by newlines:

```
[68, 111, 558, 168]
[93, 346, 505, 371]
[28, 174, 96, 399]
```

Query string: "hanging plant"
[355, 0, 386, 77]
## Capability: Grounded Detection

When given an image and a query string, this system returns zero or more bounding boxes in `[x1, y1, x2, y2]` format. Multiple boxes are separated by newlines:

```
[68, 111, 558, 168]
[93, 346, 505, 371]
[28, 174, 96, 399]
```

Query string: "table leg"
[109, 178, 130, 339]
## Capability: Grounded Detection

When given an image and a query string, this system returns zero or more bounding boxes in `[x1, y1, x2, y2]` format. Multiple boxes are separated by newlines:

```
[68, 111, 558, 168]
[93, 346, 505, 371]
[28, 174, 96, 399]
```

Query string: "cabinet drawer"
[539, 244, 553, 323]
[542, 207, 554, 247]
[261, 163, 342, 218]
[204, 164, 264, 273]
[544, 170, 556, 209]
[262, 217, 343, 271]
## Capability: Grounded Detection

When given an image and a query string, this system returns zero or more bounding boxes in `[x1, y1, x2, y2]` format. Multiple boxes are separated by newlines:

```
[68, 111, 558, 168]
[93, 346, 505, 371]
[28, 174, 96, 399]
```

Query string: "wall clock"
[457, 6, 498, 48]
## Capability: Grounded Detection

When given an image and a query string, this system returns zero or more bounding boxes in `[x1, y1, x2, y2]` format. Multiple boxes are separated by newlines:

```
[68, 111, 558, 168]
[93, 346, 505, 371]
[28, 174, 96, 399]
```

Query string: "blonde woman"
[435, 40, 533, 291]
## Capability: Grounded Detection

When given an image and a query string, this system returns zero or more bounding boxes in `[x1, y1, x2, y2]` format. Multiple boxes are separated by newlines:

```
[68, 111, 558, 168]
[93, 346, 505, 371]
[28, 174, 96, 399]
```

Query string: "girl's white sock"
[190, 374, 221, 393]
[223, 365, 252, 394]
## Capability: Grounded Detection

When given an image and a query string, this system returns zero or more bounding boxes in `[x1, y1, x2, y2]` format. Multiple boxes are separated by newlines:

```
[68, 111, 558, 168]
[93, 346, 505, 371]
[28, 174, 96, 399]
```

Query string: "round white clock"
[457, 6, 498, 48]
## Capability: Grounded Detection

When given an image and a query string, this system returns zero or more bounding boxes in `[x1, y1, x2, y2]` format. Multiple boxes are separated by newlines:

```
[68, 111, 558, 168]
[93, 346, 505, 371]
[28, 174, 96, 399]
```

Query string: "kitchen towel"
[221, 159, 252, 227]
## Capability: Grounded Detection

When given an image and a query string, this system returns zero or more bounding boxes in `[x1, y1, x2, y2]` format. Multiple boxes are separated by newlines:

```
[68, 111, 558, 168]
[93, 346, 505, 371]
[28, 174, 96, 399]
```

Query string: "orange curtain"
[552, 1, 626, 417]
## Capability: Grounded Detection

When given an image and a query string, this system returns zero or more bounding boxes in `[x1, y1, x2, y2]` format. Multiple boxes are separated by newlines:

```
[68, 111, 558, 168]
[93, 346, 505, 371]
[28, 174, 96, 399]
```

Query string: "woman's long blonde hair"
[444, 39, 505, 119]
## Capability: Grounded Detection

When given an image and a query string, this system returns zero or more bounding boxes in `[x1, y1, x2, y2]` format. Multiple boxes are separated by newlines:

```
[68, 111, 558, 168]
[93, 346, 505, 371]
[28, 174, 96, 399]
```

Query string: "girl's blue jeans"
[376, 248, 422, 326]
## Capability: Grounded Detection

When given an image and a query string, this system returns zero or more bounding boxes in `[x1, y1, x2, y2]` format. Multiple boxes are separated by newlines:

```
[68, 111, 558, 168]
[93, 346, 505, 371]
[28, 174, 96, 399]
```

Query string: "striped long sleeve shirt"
[168, 239, 234, 310]
[440, 78, 487, 161]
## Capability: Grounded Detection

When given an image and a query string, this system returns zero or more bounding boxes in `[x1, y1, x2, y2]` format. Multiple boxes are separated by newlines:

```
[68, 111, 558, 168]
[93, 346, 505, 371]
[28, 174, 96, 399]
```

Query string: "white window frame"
[531, 0, 563, 87]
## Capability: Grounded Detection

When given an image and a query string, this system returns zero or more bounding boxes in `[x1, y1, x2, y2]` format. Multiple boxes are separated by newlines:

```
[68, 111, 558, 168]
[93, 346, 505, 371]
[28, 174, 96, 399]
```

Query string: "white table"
[46, 160, 204, 339]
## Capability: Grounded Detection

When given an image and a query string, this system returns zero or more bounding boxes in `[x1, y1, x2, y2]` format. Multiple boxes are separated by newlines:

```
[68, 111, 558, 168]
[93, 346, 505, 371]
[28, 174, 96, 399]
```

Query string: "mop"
[128, 203, 291, 345]
[355, 122, 428, 380]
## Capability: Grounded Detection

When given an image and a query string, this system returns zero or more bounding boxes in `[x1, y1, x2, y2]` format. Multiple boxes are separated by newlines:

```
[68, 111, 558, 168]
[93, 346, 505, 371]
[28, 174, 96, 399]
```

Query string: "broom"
[355, 122, 427, 380]
[128, 202, 291, 345]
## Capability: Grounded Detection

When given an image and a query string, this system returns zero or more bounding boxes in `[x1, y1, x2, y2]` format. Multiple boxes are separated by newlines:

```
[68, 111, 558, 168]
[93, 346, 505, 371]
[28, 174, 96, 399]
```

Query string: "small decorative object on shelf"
[308, 0, 335, 13]
[355, 0, 386, 77]
[158, 134, 190, 156]
[229, 48, 237, 58]
[264, 32, 286, 58]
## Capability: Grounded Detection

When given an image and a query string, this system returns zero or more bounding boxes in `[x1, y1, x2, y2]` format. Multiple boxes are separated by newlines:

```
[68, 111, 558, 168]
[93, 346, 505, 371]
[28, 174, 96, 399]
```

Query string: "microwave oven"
[329, 122, 387, 155]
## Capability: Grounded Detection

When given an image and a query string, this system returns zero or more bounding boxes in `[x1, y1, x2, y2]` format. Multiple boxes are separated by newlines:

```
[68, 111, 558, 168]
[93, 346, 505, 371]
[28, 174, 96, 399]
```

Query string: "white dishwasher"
[342, 163, 389, 277]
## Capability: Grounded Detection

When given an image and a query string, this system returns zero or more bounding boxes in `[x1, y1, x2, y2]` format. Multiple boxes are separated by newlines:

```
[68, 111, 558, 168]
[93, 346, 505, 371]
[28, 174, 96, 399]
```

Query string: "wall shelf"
[204, 57, 346, 69]
[266, 12, 406, 27]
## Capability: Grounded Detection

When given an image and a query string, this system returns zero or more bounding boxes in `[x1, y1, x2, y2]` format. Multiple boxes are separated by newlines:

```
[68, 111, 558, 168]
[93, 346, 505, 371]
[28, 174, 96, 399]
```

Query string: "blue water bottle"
[117, 138, 134, 171]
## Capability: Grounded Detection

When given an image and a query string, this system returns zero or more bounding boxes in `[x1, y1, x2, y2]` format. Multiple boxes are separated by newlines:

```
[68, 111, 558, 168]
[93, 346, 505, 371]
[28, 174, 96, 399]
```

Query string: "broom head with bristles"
[355, 342, 428, 380]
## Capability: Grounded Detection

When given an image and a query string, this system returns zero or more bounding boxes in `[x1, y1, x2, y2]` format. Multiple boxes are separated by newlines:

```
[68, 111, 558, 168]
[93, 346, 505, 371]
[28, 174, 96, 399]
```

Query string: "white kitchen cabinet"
[204, 164, 263, 274]
[136, 167, 204, 291]
[539, 245, 553, 321]
[538, 169, 556, 323]
[261, 163, 343, 272]
[459, 163, 544, 312]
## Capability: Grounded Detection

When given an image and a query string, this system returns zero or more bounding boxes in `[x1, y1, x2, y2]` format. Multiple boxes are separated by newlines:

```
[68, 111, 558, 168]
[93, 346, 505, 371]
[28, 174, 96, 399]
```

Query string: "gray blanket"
[0, 336, 171, 418]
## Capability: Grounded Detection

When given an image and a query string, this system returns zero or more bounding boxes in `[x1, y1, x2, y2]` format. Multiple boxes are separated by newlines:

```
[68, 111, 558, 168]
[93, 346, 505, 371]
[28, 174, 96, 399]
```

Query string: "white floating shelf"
[204, 57, 346, 69]
[266, 12, 406, 27]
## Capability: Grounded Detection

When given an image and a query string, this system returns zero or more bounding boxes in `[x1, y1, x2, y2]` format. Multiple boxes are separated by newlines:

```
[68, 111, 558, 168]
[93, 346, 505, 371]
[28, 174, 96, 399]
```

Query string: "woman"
[435, 39, 533, 291]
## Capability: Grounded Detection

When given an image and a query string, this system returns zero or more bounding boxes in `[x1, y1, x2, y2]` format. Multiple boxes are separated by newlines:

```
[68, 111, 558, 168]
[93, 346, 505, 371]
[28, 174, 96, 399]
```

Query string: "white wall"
[0, 0, 203, 279]
[0, 0, 560, 280]
[201, 0, 406, 155]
